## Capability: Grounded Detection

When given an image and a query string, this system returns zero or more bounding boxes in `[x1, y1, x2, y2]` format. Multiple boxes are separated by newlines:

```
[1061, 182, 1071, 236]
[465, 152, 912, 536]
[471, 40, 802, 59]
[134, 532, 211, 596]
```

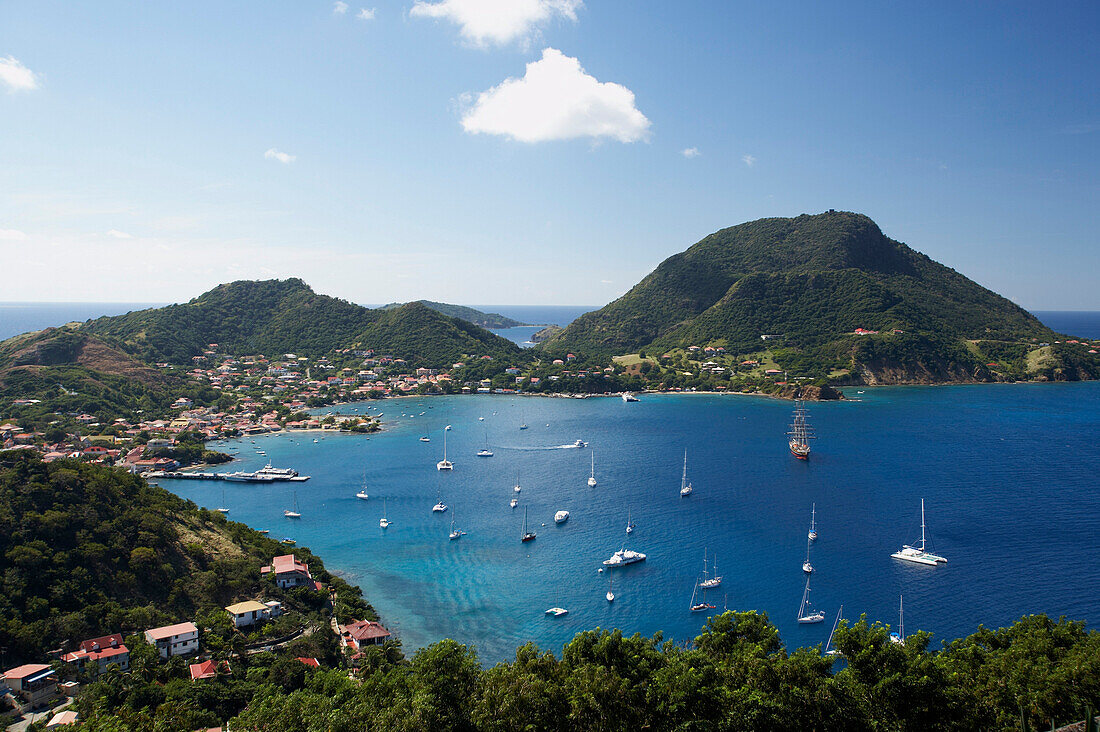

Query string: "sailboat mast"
[899, 595, 905, 641]
[682, 450, 688, 490]
[920, 498, 926, 551]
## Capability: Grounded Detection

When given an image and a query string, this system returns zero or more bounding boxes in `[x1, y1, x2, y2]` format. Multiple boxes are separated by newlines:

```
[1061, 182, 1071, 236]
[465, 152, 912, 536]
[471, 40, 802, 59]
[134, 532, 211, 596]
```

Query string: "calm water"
[0, 302, 164, 340]
[1032, 311, 1100, 339]
[158, 383, 1100, 663]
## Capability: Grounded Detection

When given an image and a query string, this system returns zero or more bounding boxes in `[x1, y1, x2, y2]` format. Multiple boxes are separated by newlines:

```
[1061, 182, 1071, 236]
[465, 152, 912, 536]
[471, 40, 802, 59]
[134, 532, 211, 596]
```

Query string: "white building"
[225, 600, 270, 628]
[144, 621, 199, 659]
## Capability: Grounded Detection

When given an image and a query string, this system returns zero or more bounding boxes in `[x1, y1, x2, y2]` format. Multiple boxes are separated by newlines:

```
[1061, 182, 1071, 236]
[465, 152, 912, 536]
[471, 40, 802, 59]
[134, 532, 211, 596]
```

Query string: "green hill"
[78, 279, 521, 367]
[545, 212, 1086, 384]
[0, 451, 371, 666]
[379, 300, 528, 329]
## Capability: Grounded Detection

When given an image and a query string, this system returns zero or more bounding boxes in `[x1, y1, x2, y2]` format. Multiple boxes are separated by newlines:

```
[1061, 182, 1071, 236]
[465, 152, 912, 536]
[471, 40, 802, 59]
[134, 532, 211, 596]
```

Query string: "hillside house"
[261, 554, 314, 588]
[225, 600, 270, 628]
[144, 621, 199, 659]
[61, 634, 130, 675]
[1, 664, 58, 709]
[338, 620, 392, 652]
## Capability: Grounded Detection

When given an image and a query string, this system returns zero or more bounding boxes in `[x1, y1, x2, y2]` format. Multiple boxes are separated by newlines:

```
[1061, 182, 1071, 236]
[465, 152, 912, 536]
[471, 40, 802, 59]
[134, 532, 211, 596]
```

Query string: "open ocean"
[157, 384, 1100, 663]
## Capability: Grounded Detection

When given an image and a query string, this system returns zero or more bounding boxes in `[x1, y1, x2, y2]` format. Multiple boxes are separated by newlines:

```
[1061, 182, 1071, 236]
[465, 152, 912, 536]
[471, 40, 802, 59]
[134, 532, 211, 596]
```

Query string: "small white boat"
[379, 498, 391, 529]
[284, 491, 301, 519]
[679, 450, 693, 496]
[622, 392, 639, 402]
[808, 503, 818, 541]
[545, 607, 568, 617]
[519, 423, 528, 430]
[432, 500, 448, 513]
[573, 439, 586, 448]
[510, 497, 518, 509]
[588, 452, 597, 487]
[356, 490, 369, 500]
[825, 605, 845, 657]
[217, 507, 230, 514]
[891, 499, 947, 565]
[889, 595, 906, 645]
[625, 510, 635, 534]
[449, 512, 465, 540]
[606, 569, 615, 603]
[554, 510, 569, 524]
[797, 575, 825, 623]
[477, 449, 493, 457]
[419, 436, 430, 442]
[478, 416, 485, 421]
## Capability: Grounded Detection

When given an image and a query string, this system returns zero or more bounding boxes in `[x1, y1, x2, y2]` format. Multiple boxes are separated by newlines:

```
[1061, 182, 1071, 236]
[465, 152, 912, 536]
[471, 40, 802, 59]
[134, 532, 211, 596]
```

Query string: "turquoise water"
[158, 383, 1100, 662]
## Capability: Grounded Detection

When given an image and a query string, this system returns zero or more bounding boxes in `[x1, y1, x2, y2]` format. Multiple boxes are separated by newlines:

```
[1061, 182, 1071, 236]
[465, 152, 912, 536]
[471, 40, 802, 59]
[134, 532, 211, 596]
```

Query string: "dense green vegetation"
[66, 612, 1100, 731]
[79, 279, 522, 368]
[545, 212, 1072, 384]
[379, 300, 528, 329]
[0, 451, 371, 667]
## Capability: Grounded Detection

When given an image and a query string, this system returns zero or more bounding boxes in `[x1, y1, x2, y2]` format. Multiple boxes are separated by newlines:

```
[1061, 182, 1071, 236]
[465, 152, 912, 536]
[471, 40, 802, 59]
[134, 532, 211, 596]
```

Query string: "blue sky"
[1, 1, 1097, 307]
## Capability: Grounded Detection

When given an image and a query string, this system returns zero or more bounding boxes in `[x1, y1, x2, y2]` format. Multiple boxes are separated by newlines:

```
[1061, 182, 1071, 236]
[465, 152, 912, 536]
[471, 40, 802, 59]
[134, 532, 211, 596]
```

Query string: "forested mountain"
[379, 300, 528, 329]
[547, 212, 1053, 356]
[78, 279, 521, 366]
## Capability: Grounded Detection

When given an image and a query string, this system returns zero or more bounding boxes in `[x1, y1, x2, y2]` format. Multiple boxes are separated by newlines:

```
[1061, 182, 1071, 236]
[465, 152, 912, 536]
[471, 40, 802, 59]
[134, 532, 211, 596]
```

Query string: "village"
[1, 551, 391, 730]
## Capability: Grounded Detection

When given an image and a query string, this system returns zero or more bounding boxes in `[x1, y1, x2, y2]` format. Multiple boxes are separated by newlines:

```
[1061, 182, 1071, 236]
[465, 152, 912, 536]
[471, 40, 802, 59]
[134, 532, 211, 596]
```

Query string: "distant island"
[379, 300, 529, 329]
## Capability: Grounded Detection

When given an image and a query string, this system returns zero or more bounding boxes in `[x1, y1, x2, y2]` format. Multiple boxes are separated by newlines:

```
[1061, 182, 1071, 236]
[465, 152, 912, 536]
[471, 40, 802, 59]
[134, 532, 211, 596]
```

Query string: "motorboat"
[554, 510, 569, 524]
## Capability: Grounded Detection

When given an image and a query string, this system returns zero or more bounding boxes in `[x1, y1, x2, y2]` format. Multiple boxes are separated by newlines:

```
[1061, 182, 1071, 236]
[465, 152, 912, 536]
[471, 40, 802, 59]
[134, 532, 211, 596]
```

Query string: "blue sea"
[157, 383, 1100, 663]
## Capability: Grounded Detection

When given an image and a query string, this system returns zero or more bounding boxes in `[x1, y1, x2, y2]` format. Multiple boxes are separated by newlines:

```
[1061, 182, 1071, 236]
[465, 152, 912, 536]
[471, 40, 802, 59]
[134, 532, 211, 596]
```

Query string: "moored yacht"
[890, 499, 947, 565]
[602, 548, 646, 567]
[554, 510, 569, 524]
[437, 429, 453, 470]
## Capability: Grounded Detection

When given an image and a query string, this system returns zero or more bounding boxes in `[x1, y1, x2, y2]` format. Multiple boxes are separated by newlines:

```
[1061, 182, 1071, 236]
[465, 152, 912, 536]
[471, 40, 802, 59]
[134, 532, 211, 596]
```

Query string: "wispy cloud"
[106, 229, 133, 239]
[461, 48, 650, 144]
[0, 56, 39, 92]
[333, 1, 349, 14]
[264, 148, 297, 164]
[0, 228, 28, 241]
[681, 147, 700, 158]
[357, 7, 376, 20]
[742, 154, 756, 167]
[411, 0, 581, 48]
[600, 279, 612, 284]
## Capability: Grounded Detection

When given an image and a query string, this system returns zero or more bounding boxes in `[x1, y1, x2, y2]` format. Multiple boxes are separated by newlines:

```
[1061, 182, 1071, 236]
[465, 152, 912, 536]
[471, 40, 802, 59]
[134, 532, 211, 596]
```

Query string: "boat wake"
[501, 442, 588, 451]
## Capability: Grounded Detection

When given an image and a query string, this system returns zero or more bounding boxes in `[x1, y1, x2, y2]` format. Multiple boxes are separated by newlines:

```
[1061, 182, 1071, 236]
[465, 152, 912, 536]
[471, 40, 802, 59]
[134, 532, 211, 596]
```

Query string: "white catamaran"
[436, 429, 453, 470]
[891, 499, 947, 566]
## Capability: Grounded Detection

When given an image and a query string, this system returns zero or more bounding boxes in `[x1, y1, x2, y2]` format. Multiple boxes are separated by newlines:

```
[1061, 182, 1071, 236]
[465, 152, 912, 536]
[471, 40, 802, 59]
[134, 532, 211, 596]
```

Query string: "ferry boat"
[602, 548, 646, 567]
[787, 400, 815, 459]
[255, 462, 298, 479]
[890, 499, 947, 565]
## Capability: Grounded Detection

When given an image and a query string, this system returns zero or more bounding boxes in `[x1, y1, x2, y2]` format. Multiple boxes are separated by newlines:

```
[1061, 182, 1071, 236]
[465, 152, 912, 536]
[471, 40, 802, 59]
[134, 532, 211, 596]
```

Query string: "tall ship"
[787, 400, 815, 460]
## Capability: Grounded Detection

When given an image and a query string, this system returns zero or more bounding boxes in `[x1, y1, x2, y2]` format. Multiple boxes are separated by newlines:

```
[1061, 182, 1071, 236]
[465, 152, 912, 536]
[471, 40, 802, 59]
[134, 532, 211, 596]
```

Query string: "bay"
[158, 382, 1100, 663]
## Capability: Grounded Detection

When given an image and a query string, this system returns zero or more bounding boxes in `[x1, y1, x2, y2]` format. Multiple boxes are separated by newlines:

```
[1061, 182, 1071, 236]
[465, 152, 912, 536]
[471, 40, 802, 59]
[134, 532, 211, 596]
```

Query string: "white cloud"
[600, 279, 612, 284]
[0, 228, 28, 240]
[742, 154, 756, 167]
[357, 7, 376, 20]
[333, 1, 349, 14]
[461, 48, 650, 144]
[411, 0, 581, 48]
[264, 148, 296, 164]
[106, 229, 133, 239]
[0, 56, 39, 92]
[681, 147, 700, 158]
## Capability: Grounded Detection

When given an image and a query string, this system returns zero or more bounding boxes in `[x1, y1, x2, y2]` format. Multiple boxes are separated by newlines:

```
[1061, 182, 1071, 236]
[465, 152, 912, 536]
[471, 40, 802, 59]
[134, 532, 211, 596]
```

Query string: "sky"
[1, 1, 1098, 308]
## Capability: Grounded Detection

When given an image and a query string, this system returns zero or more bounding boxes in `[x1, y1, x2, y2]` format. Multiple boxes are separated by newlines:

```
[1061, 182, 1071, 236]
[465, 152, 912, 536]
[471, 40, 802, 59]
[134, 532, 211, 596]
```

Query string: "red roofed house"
[1, 664, 58, 709]
[144, 621, 199, 659]
[296, 657, 320, 668]
[188, 659, 229, 681]
[45, 710, 79, 728]
[261, 554, 314, 588]
[339, 619, 392, 652]
[61, 634, 129, 675]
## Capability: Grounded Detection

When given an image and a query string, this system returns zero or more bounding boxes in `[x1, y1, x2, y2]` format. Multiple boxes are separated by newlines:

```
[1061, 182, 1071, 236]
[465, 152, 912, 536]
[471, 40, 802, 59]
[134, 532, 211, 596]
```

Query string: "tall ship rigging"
[787, 399, 815, 460]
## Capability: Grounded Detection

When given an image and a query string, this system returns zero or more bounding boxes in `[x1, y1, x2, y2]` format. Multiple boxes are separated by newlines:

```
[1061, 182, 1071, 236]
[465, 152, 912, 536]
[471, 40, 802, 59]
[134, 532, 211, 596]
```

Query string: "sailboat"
[890, 499, 947, 565]
[513, 473, 522, 493]
[679, 450, 693, 496]
[521, 506, 536, 542]
[626, 510, 635, 534]
[787, 400, 815, 459]
[432, 488, 448, 513]
[379, 498, 391, 529]
[690, 579, 716, 612]
[808, 503, 817, 541]
[797, 575, 825, 623]
[476, 429, 493, 457]
[889, 595, 906, 645]
[436, 429, 453, 470]
[216, 488, 230, 514]
[356, 468, 369, 500]
[699, 548, 722, 589]
[284, 491, 301, 519]
[449, 511, 465, 540]
[510, 496, 518, 509]
[825, 605, 845, 657]
[606, 568, 615, 603]
[588, 452, 597, 487]
[802, 536, 814, 574]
